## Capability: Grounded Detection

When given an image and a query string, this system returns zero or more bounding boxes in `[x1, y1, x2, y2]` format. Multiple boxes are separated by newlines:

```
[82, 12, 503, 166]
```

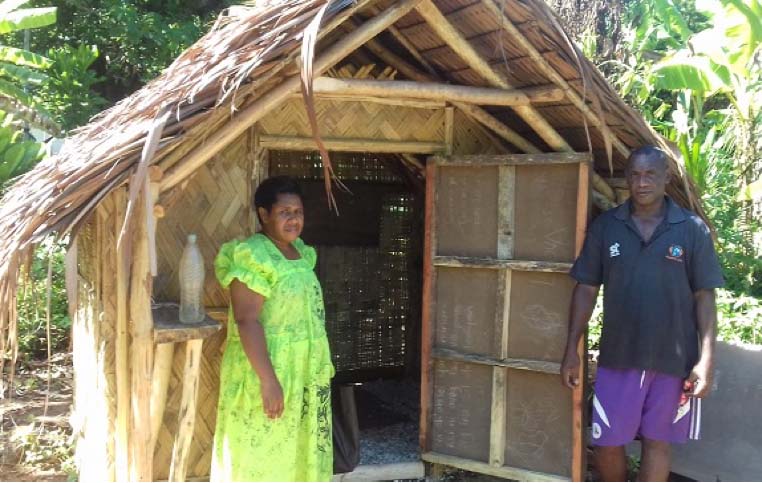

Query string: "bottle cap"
[188, 234, 197, 243]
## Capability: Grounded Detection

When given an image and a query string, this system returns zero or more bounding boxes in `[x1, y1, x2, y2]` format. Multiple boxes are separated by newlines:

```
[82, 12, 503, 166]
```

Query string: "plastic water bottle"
[179, 233, 205, 324]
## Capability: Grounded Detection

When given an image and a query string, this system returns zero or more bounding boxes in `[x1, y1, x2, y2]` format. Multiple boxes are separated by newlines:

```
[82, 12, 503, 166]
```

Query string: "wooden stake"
[168, 339, 204, 483]
[161, 0, 425, 192]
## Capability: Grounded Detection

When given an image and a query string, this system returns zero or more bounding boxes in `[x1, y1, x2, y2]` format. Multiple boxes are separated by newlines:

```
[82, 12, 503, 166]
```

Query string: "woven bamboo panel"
[452, 109, 506, 155]
[154, 130, 256, 308]
[259, 98, 445, 143]
[152, 325, 227, 480]
[72, 214, 117, 481]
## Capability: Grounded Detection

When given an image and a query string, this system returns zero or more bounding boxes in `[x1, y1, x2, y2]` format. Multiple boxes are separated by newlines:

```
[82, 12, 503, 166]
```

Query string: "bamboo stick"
[311, 77, 565, 105]
[422, 452, 565, 482]
[259, 134, 446, 154]
[168, 339, 204, 483]
[161, 0, 426, 192]
[433, 256, 572, 273]
[128, 186, 155, 481]
[114, 188, 130, 483]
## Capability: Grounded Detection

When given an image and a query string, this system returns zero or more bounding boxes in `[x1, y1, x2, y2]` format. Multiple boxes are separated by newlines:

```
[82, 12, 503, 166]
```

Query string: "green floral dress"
[211, 233, 335, 482]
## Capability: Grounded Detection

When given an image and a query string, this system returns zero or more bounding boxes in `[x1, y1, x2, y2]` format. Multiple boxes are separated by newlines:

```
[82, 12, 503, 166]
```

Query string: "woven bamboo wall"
[71, 197, 119, 481]
[259, 98, 445, 143]
[452, 109, 507, 155]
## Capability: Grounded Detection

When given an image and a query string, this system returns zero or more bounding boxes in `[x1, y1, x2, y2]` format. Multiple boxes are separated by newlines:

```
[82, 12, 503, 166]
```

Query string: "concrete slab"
[670, 341, 762, 481]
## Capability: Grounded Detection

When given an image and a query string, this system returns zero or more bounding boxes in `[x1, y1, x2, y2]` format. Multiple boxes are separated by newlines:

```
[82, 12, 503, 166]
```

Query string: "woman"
[211, 176, 334, 482]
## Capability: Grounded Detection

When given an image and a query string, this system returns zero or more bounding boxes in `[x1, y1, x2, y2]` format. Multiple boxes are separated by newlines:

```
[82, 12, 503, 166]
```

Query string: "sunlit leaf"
[0, 7, 56, 34]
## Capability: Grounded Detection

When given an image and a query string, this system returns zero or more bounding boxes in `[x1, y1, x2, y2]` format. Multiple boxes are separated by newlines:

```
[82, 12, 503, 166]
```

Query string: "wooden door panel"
[504, 370, 574, 476]
[514, 164, 579, 263]
[435, 166, 499, 258]
[435, 267, 500, 357]
[507, 271, 576, 363]
[431, 360, 493, 462]
[422, 153, 590, 481]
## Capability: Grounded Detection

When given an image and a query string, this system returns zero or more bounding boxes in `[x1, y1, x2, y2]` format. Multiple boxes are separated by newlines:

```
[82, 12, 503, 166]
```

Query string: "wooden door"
[420, 153, 590, 481]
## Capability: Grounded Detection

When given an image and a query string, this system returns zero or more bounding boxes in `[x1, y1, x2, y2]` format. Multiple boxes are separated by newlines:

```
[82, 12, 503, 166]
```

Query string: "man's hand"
[686, 361, 713, 398]
[261, 376, 284, 419]
[560, 349, 581, 389]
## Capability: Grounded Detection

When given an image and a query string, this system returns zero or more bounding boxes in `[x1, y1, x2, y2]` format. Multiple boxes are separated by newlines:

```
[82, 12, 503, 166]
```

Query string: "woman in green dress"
[211, 176, 334, 482]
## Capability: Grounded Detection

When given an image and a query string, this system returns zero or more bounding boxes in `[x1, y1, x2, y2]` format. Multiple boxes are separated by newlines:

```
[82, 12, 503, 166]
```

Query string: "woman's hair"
[253, 176, 303, 223]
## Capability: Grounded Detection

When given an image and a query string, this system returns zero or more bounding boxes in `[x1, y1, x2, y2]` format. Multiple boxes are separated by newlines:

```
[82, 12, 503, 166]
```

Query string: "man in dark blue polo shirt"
[561, 146, 724, 481]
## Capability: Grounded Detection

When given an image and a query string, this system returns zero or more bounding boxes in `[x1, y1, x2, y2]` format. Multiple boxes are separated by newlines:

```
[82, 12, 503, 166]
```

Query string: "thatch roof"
[0, 0, 703, 368]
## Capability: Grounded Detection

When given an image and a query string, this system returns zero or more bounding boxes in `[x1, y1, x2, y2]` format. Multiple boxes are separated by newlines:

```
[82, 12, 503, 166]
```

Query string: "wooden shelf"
[152, 303, 222, 344]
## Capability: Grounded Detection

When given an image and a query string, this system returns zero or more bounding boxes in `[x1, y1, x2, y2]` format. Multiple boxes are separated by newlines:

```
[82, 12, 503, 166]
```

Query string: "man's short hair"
[626, 145, 669, 173]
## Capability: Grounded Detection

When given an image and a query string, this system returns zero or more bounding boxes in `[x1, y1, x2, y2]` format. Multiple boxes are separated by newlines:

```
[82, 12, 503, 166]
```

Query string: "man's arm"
[560, 282, 600, 388]
[689, 289, 718, 398]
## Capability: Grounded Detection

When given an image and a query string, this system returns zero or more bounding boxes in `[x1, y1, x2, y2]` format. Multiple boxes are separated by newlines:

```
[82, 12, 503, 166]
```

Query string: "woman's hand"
[261, 376, 284, 419]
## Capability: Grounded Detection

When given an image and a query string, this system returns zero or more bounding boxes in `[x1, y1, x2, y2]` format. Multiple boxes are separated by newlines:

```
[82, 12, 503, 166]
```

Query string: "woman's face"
[259, 193, 304, 243]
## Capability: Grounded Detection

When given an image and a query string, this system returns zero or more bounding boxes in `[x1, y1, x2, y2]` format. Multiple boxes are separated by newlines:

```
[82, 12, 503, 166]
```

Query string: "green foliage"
[0, 111, 44, 186]
[34, 44, 106, 130]
[16, 237, 70, 361]
[585, 0, 762, 348]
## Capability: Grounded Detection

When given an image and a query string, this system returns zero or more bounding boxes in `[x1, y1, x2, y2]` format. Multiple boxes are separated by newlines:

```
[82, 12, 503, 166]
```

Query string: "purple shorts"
[591, 367, 702, 446]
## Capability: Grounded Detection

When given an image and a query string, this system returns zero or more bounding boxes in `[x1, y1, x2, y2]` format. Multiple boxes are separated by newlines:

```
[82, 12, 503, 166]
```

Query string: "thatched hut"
[0, 0, 704, 481]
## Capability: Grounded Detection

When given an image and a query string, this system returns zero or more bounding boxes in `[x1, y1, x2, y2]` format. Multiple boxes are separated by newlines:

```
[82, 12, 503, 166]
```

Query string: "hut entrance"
[269, 151, 424, 471]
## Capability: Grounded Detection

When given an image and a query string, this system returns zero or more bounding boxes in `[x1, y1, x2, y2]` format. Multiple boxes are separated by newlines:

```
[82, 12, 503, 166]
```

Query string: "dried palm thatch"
[0, 0, 705, 386]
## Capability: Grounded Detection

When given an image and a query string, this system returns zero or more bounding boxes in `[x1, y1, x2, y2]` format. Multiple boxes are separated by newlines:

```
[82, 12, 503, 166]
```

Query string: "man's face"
[626, 155, 670, 206]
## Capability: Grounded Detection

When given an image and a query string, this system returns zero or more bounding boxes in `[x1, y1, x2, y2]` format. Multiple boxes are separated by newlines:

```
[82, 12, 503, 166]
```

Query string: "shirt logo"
[666, 244, 685, 262]
[609, 242, 621, 258]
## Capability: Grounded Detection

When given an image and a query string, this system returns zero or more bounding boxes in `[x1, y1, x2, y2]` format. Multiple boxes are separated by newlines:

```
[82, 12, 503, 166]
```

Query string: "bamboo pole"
[168, 339, 204, 483]
[114, 188, 130, 482]
[129, 184, 155, 481]
[259, 134, 446, 154]
[480, 0, 630, 160]
[161, 0, 425, 192]
[311, 77, 564, 105]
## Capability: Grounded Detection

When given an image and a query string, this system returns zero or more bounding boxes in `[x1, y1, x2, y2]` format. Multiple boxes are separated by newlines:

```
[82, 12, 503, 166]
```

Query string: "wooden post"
[420, 161, 437, 452]
[168, 339, 204, 482]
[129, 184, 155, 481]
[444, 107, 454, 156]
[114, 188, 130, 482]
[572, 160, 591, 481]
[161, 0, 425, 192]
[149, 342, 174, 457]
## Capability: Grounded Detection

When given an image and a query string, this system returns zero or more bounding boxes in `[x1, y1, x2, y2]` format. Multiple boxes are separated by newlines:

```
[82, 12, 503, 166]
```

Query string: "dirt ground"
[0, 353, 73, 482]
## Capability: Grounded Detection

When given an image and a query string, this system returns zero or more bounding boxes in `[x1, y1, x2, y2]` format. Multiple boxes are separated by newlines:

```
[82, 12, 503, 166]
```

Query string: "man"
[561, 146, 724, 481]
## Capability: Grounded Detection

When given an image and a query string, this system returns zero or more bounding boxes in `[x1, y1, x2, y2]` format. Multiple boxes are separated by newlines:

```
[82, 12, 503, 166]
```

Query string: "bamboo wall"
[71, 193, 121, 481]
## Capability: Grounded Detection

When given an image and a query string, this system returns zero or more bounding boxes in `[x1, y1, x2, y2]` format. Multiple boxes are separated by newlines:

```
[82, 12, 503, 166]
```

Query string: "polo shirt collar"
[614, 196, 687, 224]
